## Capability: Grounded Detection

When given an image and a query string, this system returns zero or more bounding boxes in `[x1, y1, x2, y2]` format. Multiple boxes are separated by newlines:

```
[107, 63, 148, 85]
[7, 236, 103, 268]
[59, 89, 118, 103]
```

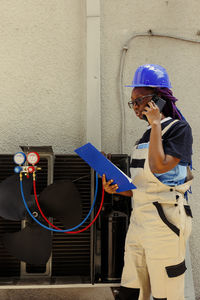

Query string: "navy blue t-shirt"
[136, 117, 193, 165]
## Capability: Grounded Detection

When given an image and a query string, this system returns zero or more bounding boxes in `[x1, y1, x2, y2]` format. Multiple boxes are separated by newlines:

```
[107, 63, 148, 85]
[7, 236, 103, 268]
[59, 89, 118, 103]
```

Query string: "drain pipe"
[86, 0, 101, 149]
[86, 0, 101, 286]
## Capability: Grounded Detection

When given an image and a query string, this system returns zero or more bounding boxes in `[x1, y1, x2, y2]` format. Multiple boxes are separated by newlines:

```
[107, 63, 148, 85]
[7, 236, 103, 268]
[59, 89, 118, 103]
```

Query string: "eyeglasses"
[128, 94, 154, 109]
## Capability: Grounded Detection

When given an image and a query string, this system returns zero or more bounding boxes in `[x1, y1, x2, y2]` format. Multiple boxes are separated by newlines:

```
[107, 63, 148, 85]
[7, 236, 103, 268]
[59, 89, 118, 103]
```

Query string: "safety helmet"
[125, 64, 172, 88]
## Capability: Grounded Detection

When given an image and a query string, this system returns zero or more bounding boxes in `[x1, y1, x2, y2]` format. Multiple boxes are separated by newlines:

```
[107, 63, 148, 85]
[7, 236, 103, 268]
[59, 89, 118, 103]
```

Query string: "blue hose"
[20, 172, 98, 232]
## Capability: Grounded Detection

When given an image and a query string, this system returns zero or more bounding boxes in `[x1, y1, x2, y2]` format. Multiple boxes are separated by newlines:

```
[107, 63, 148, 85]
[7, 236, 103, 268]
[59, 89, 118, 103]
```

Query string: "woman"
[102, 64, 193, 300]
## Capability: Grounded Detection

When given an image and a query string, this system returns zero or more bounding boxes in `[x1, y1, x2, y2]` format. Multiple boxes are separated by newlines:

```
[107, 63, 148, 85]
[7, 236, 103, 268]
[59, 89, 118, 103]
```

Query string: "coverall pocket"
[153, 201, 180, 236]
[165, 259, 187, 278]
[146, 201, 181, 260]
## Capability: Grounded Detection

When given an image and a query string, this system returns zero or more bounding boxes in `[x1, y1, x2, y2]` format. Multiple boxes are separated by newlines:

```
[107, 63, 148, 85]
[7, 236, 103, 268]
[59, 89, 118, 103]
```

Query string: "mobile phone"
[142, 95, 166, 121]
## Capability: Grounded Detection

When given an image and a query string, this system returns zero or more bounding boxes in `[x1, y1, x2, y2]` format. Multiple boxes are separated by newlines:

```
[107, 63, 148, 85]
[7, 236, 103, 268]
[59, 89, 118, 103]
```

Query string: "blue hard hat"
[125, 64, 172, 88]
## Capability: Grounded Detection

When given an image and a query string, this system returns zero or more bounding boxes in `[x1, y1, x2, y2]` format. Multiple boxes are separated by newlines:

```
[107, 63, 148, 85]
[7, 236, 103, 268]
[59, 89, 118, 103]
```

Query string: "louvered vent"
[0, 154, 91, 279]
[0, 155, 21, 277]
[0, 155, 48, 277]
[52, 155, 91, 278]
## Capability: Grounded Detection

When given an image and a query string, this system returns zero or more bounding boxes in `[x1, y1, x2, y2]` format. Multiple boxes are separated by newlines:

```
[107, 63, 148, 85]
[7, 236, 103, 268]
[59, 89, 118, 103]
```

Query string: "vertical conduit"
[86, 0, 101, 149]
[86, 0, 101, 284]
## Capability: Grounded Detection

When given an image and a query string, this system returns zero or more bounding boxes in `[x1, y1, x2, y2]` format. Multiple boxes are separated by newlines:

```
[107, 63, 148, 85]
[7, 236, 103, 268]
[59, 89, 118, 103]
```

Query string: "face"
[130, 87, 154, 120]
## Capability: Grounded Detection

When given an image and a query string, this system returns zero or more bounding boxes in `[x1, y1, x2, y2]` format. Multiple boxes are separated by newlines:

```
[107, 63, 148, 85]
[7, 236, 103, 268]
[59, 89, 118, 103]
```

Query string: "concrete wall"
[0, 0, 200, 298]
[0, 0, 86, 154]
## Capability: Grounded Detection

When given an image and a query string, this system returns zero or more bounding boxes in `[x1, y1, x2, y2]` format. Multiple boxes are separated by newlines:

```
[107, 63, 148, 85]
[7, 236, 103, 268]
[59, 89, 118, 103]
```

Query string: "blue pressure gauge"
[13, 152, 26, 165]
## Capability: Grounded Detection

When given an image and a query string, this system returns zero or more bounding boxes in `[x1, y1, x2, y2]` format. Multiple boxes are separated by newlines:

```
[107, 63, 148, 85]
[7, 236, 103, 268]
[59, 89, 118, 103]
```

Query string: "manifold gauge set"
[13, 151, 41, 176]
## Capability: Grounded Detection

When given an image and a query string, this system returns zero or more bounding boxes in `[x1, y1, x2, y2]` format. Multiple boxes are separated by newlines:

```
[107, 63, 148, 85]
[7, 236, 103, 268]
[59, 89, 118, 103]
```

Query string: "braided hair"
[154, 87, 193, 173]
[154, 87, 184, 120]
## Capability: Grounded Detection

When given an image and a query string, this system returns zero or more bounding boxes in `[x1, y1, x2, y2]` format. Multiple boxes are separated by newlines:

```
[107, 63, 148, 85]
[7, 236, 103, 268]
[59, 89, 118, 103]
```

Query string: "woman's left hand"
[142, 100, 161, 125]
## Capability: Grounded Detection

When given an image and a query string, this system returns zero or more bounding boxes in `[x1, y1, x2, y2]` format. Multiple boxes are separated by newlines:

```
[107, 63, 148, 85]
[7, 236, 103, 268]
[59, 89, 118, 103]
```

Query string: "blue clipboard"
[74, 143, 136, 192]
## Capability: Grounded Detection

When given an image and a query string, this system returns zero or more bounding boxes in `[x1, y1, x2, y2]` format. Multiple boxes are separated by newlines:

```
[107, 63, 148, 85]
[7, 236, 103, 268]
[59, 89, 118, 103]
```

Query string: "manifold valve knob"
[14, 166, 22, 173]
[28, 166, 35, 173]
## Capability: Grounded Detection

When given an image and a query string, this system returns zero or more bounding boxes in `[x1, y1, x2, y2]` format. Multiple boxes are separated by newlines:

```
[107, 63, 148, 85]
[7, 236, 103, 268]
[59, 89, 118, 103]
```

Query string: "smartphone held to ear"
[142, 95, 166, 121]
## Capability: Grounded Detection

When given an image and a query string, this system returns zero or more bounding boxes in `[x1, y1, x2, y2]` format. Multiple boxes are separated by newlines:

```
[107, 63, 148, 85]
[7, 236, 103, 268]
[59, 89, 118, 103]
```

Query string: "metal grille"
[0, 218, 21, 277]
[52, 155, 91, 277]
[0, 155, 21, 277]
[0, 153, 129, 283]
[0, 154, 91, 279]
[0, 155, 48, 277]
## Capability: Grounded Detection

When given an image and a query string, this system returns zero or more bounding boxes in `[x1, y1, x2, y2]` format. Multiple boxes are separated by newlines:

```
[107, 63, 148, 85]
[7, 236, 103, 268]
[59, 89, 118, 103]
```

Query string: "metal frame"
[19, 146, 55, 279]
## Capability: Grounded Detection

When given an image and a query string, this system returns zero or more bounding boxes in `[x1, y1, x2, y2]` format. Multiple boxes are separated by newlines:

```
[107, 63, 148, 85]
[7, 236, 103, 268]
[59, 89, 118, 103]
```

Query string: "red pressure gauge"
[27, 152, 40, 165]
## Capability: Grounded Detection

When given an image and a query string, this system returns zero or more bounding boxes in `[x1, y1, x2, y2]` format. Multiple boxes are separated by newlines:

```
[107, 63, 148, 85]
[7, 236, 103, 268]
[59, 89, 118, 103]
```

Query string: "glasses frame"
[128, 94, 155, 109]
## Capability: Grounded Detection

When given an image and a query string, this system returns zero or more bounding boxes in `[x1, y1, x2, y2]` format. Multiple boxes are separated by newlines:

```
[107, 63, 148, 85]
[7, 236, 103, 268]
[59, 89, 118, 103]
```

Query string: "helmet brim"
[125, 84, 172, 88]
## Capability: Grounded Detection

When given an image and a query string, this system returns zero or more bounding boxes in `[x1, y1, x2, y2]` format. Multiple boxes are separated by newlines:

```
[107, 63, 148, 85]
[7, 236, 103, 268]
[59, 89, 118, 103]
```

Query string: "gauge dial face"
[27, 152, 40, 165]
[13, 152, 26, 165]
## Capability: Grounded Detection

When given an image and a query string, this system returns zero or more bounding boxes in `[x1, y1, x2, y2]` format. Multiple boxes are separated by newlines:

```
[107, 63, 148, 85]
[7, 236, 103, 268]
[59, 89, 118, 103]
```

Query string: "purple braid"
[154, 87, 183, 120]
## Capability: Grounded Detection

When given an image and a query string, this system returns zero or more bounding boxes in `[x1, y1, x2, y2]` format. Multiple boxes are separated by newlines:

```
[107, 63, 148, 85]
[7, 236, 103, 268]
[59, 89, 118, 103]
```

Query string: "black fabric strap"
[153, 202, 180, 236]
[130, 159, 145, 168]
[153, 297, 167, 300]
[184, 205, 193, 218]
[166, 260, 187, 278]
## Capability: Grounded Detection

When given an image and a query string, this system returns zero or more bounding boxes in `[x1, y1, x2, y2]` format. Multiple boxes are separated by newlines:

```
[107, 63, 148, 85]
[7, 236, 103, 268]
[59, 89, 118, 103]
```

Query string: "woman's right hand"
[102, 174, 119, 194]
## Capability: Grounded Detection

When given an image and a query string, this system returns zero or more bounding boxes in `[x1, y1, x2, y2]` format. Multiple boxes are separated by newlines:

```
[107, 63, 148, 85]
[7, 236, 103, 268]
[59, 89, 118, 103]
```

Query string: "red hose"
[33, 176, 104, 234]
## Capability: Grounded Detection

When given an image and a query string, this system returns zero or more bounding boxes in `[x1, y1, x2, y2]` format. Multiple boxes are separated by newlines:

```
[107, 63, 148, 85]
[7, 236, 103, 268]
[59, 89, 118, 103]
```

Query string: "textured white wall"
[101, 0, 200, 298]
[0, 0, 86, 154]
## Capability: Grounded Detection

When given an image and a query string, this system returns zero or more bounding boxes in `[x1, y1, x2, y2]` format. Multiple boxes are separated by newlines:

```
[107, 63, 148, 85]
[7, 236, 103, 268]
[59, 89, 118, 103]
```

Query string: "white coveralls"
[120, 121, 193, 300]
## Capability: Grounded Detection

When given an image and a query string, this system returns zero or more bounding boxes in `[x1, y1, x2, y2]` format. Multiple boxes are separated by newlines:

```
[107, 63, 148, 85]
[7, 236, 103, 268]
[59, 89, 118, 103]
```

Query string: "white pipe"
[86, 0, 101, 149]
